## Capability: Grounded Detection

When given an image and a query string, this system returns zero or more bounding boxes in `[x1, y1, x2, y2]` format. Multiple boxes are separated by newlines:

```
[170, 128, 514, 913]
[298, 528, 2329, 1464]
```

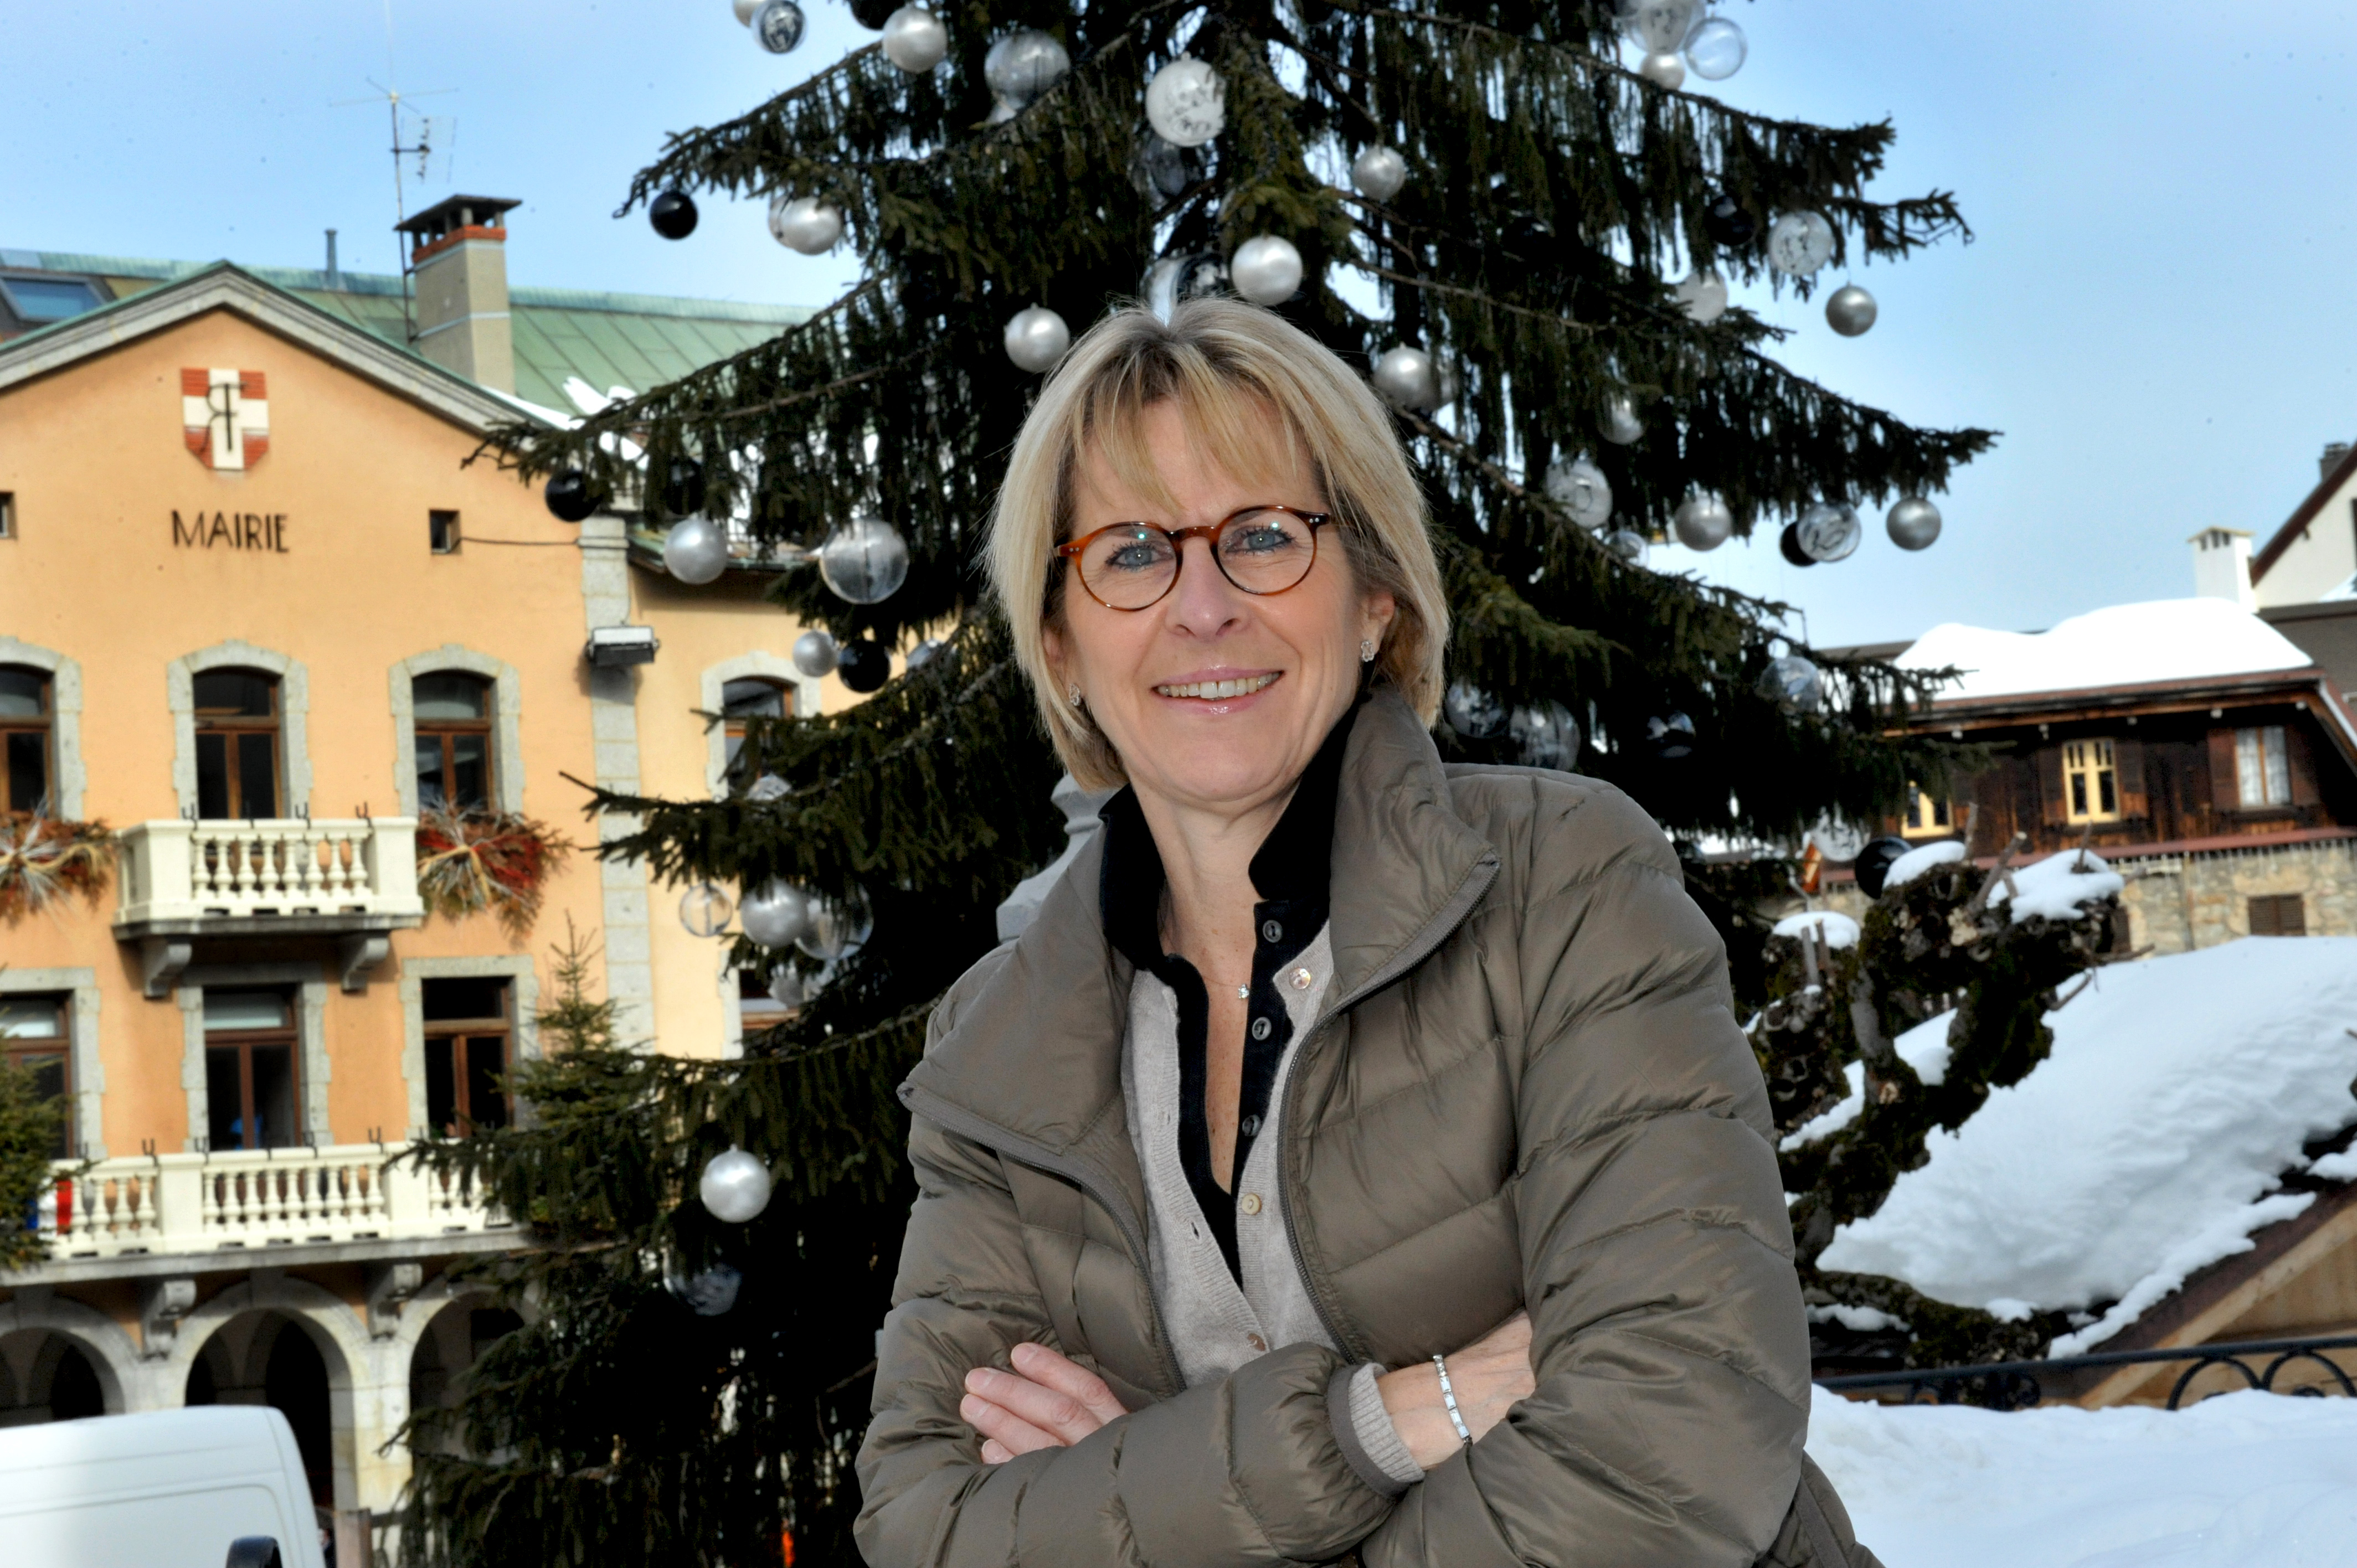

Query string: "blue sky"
[8, 1, 2354, 647]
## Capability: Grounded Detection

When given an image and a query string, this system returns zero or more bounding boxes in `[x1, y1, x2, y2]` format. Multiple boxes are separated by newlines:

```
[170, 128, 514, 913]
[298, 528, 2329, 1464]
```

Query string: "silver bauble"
[1623, 0, 1701, 52]
[1886, 496, 1943, 551]
[663, 517, 731, 585]
[1511, 702, 1582, 770]
[791, 628, 840, 678]
[1824, 283, 1877, 337]
[766, 966, 807, 1008]
[768, 195, 844, 255]
[744, 773, 789, 802]
[1598, 393, 1645, 446]
[796, 900, 862, 961]
[1685, 16, 1747, 80]
[1795, 501, 1862, 563]
[984, 28, 1069, 105]
[1003, 305, 1071, 373]
[733, 0, 760, 22]
[753, 0, 805, 53]
[1672, 491, 1734, 551]
[817, 515, 911, 605]
[1443, 680, 1507, 740]
[1145, 56, 1225, 147]
[1673, 268, 1728, 324]
[1638, 51, 1686, 89]
[1229, 235, 1304, 306]
[679, 882, 734, 938]
[881, 5, 949, 72]
[1370, 345, 1442, 412]
[738, 879, 815, 950]
[1758, 653, 1825, 714]
[699, 1147, 774, 1223]
[1351, 145, 1408, 203]
[1604, 527, 1648, 564]
[1767, 210, 1836, 277]
[668, 1263, 743, 1316]
[1543, 456, 1613, 531]
[905, 638, 945, 669]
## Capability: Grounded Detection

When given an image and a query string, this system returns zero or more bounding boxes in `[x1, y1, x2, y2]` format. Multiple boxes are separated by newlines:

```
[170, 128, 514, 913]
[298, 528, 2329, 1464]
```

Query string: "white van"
[0, 1405, 328, 1568]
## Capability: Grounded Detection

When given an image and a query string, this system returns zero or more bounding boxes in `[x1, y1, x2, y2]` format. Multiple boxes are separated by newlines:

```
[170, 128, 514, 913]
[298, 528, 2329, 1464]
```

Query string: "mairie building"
[0, 198, 856, 1550]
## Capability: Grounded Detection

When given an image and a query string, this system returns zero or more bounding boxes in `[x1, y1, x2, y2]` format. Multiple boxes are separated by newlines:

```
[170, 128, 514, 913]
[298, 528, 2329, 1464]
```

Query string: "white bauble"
[1886, 496, 1943, 551]
[1795, 501, 1862, 563]
[1543, 456, 1613, 530]
[1229, 235, 1304, 305]
[1510, 702, 1582, 770]
[699, 1147, 774, 1223]
[678, 882, 734, 938]
[753, 0, 805, 53]
[880, 5, 948, 72]
[663, 517, 730, 585]
[1623, 0, 1701, 52]
[796, 900, 862, 960]
[1370, 345, 1440, 411]
[738, 879, 814, 950]
[1672, 491, 1733, 550]
[1672, 268, 1728, 324]
[1638, 51, 1685, 89]
[1767, 210, 1836, 277]
[768, 195, 843, 255]
[1684, 16, 1747, 80]
[1351, 145, 1407, 203]
[1604, 527, 1648, 564]
[791, 628, 839, 678]
[1598, 393, 1644, 446]
[1003, 305, 1071, 373]
[766, 967, 807, 1008]
[984, 28, 1069, 104]
[816, 515, 911, 605]
[1146, 56, 1225, 147]
[1443, 681, 1506, 739]
[1758, 653, 1824, 714]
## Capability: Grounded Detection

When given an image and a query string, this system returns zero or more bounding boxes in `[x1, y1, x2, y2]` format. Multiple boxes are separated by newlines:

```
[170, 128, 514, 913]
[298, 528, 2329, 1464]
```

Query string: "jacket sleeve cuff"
[1326, 1363, 1424, 1498]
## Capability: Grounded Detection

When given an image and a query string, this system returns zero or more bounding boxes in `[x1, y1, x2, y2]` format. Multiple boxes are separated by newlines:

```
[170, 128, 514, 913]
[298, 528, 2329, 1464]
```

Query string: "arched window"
[193, 669, 279, 819]
[0, 665, 52, 812]
[721, 677, 790, 778]
[413, 673, 495, 813]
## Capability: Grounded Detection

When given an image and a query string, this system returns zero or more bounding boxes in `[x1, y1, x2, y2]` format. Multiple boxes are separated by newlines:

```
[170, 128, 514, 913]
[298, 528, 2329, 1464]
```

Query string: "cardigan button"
[1261, 920, 1283, 942]
[1289, 967, 1313, 989]
[1250, 1016, 1273, 1041]
[1239, 1192, 1263, 1216]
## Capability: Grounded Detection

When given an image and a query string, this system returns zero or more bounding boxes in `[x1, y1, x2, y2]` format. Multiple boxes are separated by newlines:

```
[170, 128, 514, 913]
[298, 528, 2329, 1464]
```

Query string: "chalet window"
[1, 994, 71, 1159]
[1, 665, 52, 812]
[429, 509, 461, 554]
[722, 677, 790, 778]
[413, 673, 494, 813]
[2248, 894, 2307, 937]
[2062, 739, 2120, 824]
[2234, 726, 2292, 808]
[0, 492, 14, 538]
[739, 967, 794, 1031]
[203, 990, 299, 1151]
[423, 977, 511, 1133]
[194, 669, 280, 819]
[1902, 782, 1952, 838]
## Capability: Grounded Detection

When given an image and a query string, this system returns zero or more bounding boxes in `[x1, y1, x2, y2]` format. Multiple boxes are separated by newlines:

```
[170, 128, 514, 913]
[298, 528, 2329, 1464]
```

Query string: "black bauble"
[650, 190, 699, 240]
[544, 468, 597, 523]
[1646, 711, 1697, 762]
[662, 456, 707, 516]
[1704, 191, 1756, 248]
[849, 0, 897, 27]
[836, 639, 892, 693]
[1852, 836, 1913, 900]
[1778, 523, 1815, 568]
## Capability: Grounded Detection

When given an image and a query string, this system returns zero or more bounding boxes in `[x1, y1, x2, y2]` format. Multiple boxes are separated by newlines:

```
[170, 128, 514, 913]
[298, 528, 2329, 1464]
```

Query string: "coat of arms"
[181, 368, 270, 470]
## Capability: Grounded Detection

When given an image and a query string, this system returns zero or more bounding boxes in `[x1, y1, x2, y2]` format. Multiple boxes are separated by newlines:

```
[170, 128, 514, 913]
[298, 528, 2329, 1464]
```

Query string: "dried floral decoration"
[415, 808, 570, 938]
[0, 813, 114, 924]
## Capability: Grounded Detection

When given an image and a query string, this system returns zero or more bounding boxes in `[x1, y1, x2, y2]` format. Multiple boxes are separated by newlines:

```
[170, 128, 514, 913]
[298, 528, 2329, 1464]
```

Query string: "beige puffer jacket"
[856, 692, 1873, 1568]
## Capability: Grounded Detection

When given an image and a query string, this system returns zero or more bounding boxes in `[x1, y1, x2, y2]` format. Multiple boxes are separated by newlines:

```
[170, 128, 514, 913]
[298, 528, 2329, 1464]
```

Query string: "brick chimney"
[2323, 441, 2351, 482]
[393, 195, 522, 393]
[2188, 527, 2256, 611]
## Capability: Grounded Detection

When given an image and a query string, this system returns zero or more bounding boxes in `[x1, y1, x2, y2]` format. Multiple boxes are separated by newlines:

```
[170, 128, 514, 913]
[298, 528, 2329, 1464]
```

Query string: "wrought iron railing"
[1817, 1332, 2357, 1410]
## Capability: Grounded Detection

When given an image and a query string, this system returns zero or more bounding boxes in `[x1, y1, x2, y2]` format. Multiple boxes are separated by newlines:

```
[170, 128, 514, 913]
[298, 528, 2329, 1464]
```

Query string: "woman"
[855, 300, 1869, 1567]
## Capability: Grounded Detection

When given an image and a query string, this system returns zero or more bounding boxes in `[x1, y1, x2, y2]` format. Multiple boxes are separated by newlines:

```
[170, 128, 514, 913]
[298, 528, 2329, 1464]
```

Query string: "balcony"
[30, 1143, 510, 1266]
[114, 818, 425, 993]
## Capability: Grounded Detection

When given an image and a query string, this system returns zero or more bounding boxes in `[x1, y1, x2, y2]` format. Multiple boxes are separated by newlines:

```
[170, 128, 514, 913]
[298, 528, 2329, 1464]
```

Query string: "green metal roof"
[0, 247, 807, 417]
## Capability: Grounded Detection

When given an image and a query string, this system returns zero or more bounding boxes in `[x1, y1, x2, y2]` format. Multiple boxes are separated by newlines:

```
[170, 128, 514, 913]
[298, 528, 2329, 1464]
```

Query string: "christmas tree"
[408, 2, 1993, 1561]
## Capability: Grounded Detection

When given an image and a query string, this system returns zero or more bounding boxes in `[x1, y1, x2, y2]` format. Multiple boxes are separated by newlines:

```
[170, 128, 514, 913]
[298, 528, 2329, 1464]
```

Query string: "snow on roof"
[1897, 598, 2314, 702]
[1815, 937, 2357, 1351]
[1812, 1387, 2357, 1568]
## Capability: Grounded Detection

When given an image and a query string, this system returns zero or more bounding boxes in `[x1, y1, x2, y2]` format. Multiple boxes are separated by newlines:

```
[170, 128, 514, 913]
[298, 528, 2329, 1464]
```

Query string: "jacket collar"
[900, 690, 1499, 1165]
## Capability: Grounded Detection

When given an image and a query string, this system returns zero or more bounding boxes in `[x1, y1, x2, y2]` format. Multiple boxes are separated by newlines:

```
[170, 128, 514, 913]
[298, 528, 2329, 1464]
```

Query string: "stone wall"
[2118, 837, 2357, 954]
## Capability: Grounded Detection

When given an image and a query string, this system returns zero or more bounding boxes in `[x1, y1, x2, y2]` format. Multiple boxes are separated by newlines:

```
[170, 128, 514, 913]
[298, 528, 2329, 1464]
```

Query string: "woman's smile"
[1152, 670, 1282, 702]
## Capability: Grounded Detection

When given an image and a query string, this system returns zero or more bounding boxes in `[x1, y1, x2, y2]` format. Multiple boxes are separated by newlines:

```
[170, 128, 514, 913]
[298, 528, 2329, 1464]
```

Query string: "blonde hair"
[987, 298, 1448, 790]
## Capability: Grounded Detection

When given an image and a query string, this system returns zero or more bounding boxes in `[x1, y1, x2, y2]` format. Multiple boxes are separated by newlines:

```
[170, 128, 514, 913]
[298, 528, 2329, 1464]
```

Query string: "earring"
[1360, 639, 1377, 664]
[1068, 683, 1085, 709]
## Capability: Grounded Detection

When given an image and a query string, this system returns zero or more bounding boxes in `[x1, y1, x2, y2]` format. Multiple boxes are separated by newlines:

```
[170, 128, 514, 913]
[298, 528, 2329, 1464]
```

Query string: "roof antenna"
[330, 0, 454, 345]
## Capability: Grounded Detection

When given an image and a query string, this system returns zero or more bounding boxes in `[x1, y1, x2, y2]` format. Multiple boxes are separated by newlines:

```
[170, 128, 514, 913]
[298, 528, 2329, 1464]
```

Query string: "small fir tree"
[0, 1056, 64, 1272]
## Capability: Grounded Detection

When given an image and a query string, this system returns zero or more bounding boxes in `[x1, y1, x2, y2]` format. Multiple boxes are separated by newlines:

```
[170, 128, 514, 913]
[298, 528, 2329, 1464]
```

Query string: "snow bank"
[1988, 849, 2124, 924]
[1812, 1388, 2357, 1568]
[1784, 1017, 1957, 1155]
[1818, 938, 2357, 1344]
[1898, 599, 2313, 702]
[1883, 839, 1966, 890]
[1773, 909, 1860, 948]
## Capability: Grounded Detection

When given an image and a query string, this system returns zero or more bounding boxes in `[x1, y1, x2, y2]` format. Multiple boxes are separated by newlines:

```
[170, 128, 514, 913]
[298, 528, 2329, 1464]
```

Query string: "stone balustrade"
[114, 816, 425, 929]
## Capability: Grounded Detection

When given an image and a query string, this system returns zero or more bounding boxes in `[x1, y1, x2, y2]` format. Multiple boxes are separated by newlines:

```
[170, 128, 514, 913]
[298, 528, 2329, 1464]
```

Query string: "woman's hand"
[961, 1342, 1129, 1464]
[1377, 1310, 1535, 1471]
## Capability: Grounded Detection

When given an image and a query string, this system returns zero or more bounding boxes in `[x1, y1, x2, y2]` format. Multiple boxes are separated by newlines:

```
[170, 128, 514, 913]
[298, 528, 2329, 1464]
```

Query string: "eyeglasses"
[1056, 505, 1335, 612]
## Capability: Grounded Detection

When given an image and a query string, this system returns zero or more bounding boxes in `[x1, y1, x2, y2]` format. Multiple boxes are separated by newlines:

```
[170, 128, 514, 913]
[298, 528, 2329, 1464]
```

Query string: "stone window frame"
[397, 955, 542, 1139]
[176, 963, 332, 1151]
[700, 652, 820, 800]
[0, 637, 85, 819]
[389, 646, 525, 816]
[0, 967, 105, 1159]
[168, 641, 311, 817]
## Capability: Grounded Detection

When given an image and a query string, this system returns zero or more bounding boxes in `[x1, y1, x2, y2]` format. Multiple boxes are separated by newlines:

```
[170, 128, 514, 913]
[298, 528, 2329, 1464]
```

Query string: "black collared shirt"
[1100, 703, 1357, 1283]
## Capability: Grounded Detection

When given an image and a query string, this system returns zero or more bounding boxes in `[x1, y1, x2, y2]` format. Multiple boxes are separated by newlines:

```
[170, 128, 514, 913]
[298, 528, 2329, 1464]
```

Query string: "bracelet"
[1432, 1353, 1473, 1447]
